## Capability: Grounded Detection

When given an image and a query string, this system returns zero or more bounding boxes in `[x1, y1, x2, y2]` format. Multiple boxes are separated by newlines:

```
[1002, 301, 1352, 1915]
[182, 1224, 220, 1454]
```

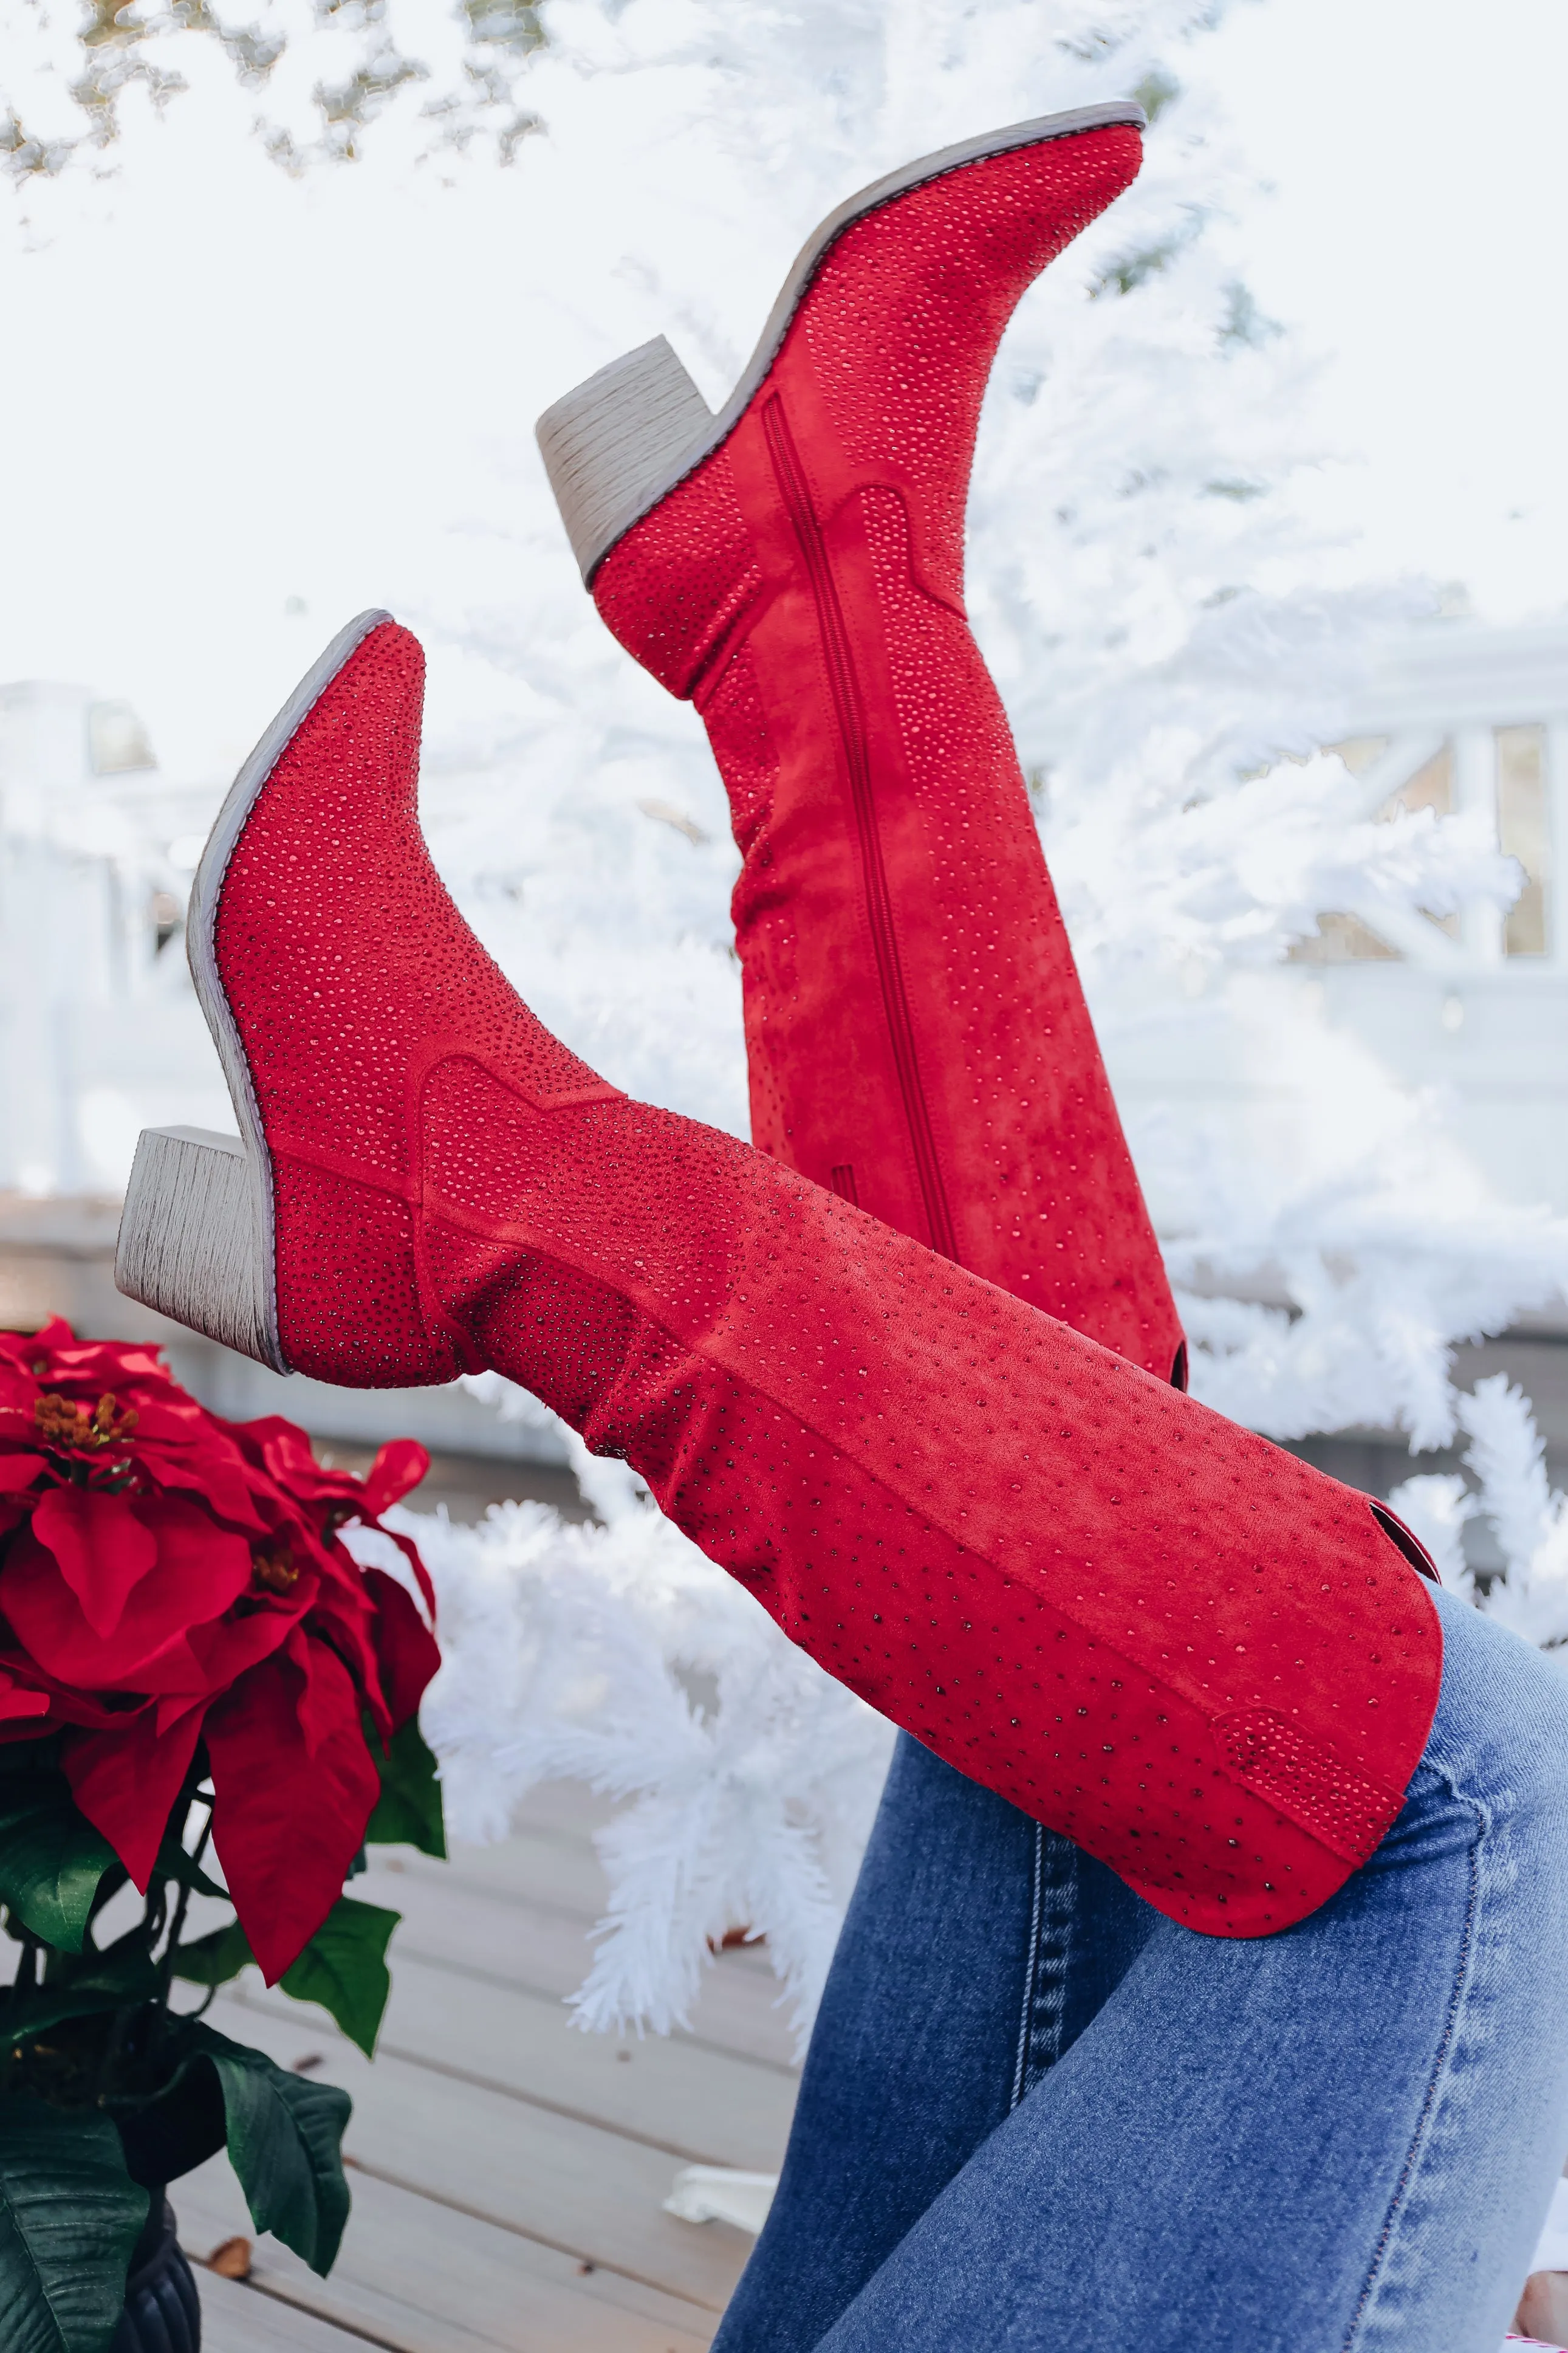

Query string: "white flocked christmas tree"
[11, 0, 1568, 2042]
[374, 0, 1568, 2043]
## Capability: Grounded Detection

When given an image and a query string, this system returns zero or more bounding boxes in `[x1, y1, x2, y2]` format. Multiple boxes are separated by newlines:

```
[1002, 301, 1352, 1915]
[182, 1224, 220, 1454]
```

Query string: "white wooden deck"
[179, 1781, 799, 2350]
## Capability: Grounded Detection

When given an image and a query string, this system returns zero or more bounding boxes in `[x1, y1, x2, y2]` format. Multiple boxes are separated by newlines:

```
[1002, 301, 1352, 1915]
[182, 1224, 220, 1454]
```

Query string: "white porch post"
[1453, 722, 1504, 964]
[1547, 716, 1568, 971]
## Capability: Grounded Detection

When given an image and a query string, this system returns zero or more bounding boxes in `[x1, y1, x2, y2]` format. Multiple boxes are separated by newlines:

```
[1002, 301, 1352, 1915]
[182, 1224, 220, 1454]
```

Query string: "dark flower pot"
[109, 2194, 200, 2353]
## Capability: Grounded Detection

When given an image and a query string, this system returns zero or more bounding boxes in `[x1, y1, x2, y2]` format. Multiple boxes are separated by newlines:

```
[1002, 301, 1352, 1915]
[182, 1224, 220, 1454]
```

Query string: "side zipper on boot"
[760, 393, 959, 1264]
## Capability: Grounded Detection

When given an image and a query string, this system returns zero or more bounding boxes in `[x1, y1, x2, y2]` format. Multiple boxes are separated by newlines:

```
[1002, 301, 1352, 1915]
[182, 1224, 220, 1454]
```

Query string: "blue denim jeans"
[714, 1585, 1568, 2352]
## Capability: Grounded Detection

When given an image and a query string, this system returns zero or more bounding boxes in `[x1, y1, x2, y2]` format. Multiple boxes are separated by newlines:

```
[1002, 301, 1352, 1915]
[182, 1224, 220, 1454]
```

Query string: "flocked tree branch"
[1, 0, 545, 180]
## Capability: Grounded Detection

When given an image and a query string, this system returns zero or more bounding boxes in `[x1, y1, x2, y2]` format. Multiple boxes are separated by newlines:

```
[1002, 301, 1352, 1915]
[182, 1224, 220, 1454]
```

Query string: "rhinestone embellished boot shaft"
[541, 111, 1185, 1384]
[118, 619, 1441, 1944]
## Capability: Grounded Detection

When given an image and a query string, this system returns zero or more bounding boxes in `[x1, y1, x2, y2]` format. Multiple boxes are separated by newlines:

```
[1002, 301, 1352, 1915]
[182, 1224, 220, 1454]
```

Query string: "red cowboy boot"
[118, 617, 1440, 1941]
[537, 106, 1185, 1385]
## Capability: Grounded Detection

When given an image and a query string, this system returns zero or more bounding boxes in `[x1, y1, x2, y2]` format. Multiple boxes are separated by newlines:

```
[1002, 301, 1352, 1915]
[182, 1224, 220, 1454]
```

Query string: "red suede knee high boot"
[537, 106, 1185, 1384]
[118, 620, 1441, 1942]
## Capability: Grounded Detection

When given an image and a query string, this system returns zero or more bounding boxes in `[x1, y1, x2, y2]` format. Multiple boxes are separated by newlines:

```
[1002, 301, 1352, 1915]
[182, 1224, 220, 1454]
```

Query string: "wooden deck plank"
[225, 1953, 796, 2171]
[413, 1829, 614, 1920]
[374, 1780, 800, 2070]
[508, 1783, 617, 1840]
[360, 1857, 801, 2074]
[196, 2261, 373, 2352]
[177, 2153, 716, 2352]
[187, 1795, 791, 2345]
[407, 1789, 777, 1993]
[202, 1992, 758, 2311]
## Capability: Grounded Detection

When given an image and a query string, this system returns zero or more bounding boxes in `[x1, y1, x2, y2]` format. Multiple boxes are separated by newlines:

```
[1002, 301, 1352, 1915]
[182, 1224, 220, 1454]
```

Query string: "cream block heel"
[536, 337, 713, 584]
[115, 1126, 284, 1371]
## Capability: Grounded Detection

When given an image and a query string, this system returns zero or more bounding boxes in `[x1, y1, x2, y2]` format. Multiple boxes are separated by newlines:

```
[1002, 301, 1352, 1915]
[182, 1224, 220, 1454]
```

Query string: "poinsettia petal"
[15, 1316, 75, 1359]
[305, 1579, 388, 1739]
[121, 1390, 225, 1441]
[0, 1676, 52, 1728]
[126, 1440, 269, 1536]
[63, 1705, 204, 1891]
[115, 1387, 275, 1530]
[207, 1640, 378, 1983]
[30, 1487, 157, 1638]
[377, 1527, 436, 1621]
[4, 1498, 253, 1686]
[41, 1332, 156, 1384]
[363, 1569, 442, 1730]
[255, 1420, 328, 1483]
[183, 1596, 301, 1693]
[363, 1441, 430, 1518]
[0, 1453, 46, 1493]
[0, 1638, 136, 1730]
[228, 1415, 344, 1504]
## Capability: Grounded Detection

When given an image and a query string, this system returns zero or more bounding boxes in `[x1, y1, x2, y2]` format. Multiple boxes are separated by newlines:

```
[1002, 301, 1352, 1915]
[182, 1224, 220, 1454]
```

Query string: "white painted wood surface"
[183, 1782, 798, 2349]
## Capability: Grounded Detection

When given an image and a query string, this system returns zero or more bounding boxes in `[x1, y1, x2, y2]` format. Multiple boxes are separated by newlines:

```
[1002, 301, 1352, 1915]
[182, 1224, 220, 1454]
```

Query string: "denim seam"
[1016, 1836, 1081, 2104]
[1010, 1821, 1044, 2113]
[1342, 1762, 1488, 2353]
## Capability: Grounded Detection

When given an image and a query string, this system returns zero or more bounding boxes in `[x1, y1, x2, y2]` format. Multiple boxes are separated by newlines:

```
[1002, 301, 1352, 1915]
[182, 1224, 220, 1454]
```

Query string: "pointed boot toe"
[116, 613, 620, 1385]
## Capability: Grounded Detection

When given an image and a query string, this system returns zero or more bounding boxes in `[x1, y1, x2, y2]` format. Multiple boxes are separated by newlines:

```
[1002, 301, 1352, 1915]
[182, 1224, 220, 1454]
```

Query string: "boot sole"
[535, 100, 1144, 584]
[115, 608, 393, 1370]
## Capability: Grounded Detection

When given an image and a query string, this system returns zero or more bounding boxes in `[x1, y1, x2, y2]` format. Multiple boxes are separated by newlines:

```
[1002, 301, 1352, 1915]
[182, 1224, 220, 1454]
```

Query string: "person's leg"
[118, 616, 1440, 1942]
[548, 128, 1201, 2333]
[776, 1589, 1568, 2353]
[714, 1738, 1154, 2352]
[121, 616, 1558, 2342]
[539, 108, 1184, 1383]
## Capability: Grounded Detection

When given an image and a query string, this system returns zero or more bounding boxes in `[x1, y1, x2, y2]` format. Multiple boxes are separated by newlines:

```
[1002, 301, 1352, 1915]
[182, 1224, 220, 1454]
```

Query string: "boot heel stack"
[536, 337, 713, 584]
[115, 1125, 282, 1370]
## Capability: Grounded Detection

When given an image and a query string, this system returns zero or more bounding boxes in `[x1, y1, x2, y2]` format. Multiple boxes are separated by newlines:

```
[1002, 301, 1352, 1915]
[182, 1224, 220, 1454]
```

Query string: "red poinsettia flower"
[0, 1320, 439, 1982]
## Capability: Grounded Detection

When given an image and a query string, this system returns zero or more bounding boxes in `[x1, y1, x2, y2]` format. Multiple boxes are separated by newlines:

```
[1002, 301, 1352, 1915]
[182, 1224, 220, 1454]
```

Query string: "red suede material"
[213, 623, 1442, 1939]
[591, 125, 1185, 1382]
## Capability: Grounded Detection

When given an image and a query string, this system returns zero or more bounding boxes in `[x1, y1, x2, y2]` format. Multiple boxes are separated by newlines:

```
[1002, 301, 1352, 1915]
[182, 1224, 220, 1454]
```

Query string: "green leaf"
[152, 1833, 227, 1901]
[364, 1719, 446, 1858]
[108, 2039, 228, 2191]
[170, 1919, 253, 1990]
[0, 1782, 115, 1954]
[279, 1897, 398, 2058]
[0, 1949, 158, 2045]
[0, 2097, 148, 2353]
[183, 2021, 350, 2275]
